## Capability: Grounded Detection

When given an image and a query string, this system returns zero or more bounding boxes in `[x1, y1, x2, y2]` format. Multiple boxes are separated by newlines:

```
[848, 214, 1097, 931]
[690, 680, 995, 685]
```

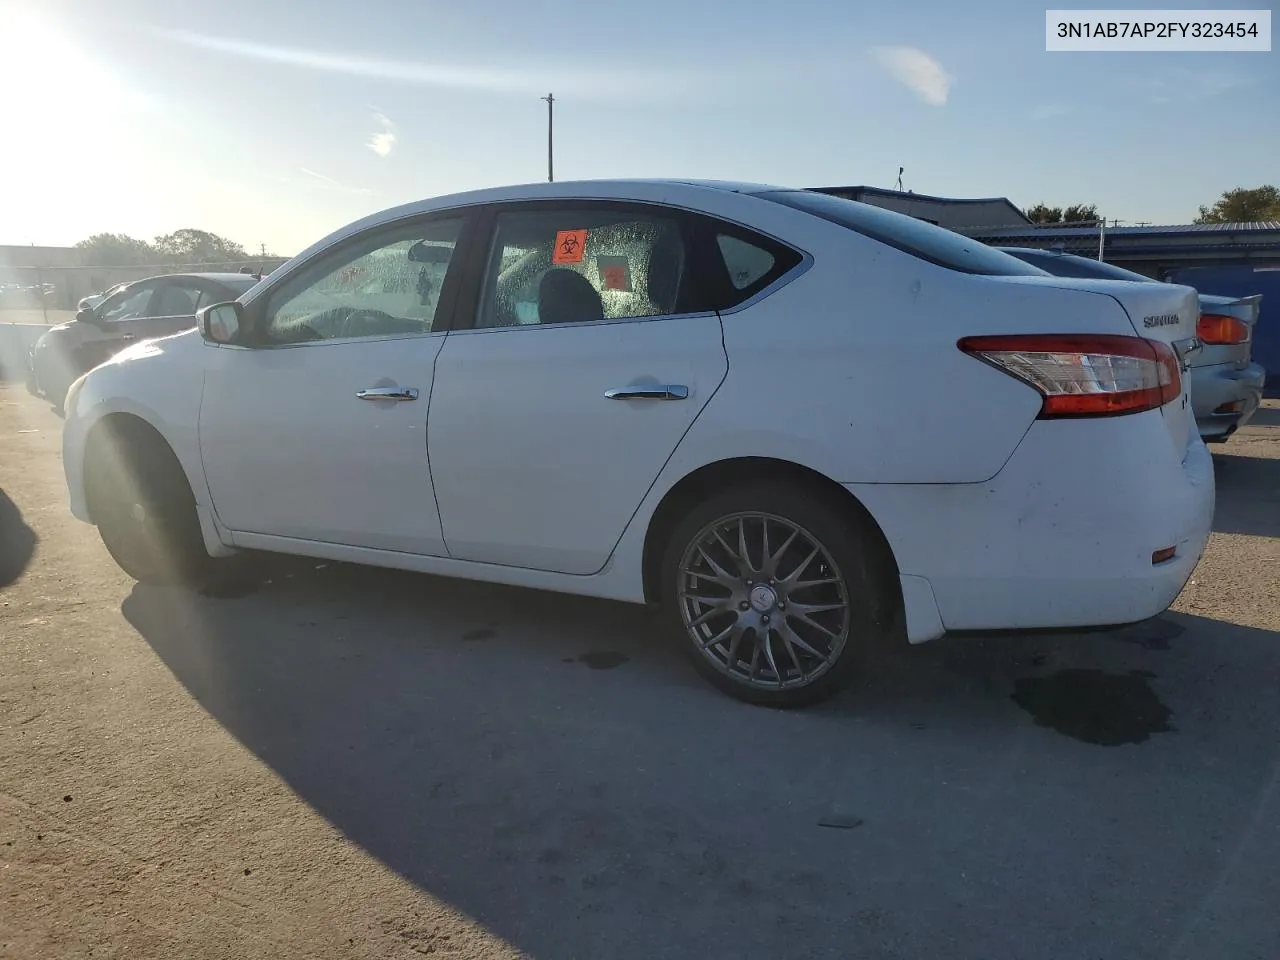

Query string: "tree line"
[1023, 185, 1280, 226]
[74, 229, 273, 266]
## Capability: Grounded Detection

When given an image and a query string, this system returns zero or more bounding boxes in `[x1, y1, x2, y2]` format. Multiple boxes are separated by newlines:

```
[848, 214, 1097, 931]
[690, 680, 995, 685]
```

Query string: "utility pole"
[541, 93, 555, 182]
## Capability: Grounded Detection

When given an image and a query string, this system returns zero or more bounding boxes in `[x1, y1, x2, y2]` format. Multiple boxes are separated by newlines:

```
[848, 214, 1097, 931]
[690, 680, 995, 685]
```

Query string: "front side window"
[262, 217, 463, 344]
[97, 284, 154, 323]
[476, 207, 687, 328]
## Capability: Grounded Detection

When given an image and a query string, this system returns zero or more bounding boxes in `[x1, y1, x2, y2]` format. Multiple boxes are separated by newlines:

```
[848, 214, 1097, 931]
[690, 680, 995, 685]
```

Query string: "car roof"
[376, 178, 791, 218]
[125, 272, 259, 287]
[283, 178, 796, 273]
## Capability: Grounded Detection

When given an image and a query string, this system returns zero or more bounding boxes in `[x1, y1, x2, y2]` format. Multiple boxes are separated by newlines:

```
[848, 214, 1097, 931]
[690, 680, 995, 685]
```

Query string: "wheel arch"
[82, 413, 191, 523]
[640, 457, 904, 626]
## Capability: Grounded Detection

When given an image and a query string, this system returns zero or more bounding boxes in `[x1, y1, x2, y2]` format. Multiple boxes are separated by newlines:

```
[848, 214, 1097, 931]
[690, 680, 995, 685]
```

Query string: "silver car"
[1000, 247, 1266, 442]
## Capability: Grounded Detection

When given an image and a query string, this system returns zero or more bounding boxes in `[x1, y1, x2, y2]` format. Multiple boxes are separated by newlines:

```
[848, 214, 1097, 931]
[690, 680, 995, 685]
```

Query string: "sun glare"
[0, 8, 160, 244]
[0, 10, 149, 122]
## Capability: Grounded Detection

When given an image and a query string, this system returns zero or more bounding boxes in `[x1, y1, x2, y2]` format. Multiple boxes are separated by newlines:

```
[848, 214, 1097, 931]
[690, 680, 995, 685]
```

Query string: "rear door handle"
[604, 384, 689, 401]
[356, 386, 419, 401]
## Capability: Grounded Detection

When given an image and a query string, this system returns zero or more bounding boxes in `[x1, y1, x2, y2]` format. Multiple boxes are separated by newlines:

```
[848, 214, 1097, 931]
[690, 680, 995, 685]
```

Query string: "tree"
[74, 233, 157, 266]
[1026, 204, 1063, 224]
[1026, 203, 1100, 224]
[1062, 204, 1099, 223]
[152, 228, 247, 264]
[1195, 186, 1280, 224]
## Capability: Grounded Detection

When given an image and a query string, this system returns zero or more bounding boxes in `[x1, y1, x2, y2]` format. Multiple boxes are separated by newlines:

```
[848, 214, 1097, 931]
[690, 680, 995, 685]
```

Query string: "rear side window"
[701, 226, 804, 310]
[761, 190, 1047, 277]
[717, 234, 777, 289]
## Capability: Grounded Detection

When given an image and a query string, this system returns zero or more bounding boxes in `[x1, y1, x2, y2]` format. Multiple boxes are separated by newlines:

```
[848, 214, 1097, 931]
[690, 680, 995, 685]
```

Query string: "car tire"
[86, 426, 217, 587]
[661, 482, 896, 708]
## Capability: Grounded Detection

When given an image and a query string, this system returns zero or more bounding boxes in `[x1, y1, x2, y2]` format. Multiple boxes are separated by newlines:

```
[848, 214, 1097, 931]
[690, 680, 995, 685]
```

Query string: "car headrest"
[538, 269, 604, 325]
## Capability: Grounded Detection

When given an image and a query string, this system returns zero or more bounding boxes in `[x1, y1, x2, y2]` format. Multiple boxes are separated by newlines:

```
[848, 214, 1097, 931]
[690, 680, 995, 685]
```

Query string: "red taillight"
[1196, 313, 1249, 345]
[957, 334, 1181, 418]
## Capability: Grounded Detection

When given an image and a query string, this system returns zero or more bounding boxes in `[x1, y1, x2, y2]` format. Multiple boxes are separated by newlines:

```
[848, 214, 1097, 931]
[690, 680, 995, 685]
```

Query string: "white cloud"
[153, 27, 706, 102]
[872, 46, 952, 106]
[299, 167, 340, 186]
[367, 112, 396, 157]
[298, 167, 374, 195]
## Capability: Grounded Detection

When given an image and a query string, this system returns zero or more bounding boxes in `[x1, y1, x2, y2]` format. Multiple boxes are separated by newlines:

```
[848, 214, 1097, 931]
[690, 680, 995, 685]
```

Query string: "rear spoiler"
[1227, 294, 1263, 325]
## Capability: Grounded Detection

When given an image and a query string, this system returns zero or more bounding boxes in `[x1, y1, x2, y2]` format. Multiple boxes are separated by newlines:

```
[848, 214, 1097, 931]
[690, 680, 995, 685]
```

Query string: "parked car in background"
[61, 180, 1213, 707]
[1000, 247, 1265, 442]
[28, 272, 259, 412]
[1164, 263, 1280, 399]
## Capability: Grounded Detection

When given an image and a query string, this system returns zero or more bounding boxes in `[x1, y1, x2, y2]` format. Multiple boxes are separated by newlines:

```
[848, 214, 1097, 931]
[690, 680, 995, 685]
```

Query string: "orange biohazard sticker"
[597, 256, 633, 292]
[552, 229, 588, 264]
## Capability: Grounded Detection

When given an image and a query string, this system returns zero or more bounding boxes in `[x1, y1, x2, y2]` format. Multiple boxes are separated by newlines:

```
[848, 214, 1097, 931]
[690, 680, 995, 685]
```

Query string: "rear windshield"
[1001, 249, 1155, 283]
[759, 190, 1047, 277]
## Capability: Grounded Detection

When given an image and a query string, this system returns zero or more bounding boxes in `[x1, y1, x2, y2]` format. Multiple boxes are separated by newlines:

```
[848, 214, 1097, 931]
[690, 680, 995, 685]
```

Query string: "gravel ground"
[2, 384, 1279, 960]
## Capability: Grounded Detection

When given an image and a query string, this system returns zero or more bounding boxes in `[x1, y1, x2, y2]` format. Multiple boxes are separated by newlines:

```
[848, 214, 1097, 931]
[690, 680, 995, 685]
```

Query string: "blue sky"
[2, 0, 1276, 254]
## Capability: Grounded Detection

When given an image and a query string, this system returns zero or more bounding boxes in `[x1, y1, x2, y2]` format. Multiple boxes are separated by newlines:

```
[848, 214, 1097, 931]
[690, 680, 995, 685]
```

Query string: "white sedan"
[61, 180, 1214, 707]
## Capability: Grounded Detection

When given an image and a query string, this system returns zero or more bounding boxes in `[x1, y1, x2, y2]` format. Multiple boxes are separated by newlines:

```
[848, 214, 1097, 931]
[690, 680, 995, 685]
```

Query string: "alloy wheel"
[676, 512, 851, 691]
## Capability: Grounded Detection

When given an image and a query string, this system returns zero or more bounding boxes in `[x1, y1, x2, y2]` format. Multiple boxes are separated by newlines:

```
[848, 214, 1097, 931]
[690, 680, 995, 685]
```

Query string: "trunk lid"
[1099, 280, 1200, 455]
[1011, 277, 1200, 454]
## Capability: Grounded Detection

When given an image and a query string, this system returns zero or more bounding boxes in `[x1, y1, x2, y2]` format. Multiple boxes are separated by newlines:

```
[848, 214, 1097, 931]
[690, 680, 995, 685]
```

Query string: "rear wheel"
[86, 424, 216, 586]
[662, 483, 895, 708]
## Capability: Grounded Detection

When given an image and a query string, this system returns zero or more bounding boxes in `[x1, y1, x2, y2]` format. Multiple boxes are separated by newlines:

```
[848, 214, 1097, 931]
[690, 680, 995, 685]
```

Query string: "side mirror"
[75, 308, 97, 324]
[198, 301, 244, 345]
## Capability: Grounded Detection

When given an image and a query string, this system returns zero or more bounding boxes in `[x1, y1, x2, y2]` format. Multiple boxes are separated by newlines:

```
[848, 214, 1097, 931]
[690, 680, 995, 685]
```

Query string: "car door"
[198, 214, 472, 555]
[427, 200, 730, 575]
[71, 279, 162, 374]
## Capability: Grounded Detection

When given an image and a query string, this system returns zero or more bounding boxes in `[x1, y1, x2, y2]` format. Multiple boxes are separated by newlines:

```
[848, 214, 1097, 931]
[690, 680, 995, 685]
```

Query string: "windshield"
[760, 190, 1048, 277]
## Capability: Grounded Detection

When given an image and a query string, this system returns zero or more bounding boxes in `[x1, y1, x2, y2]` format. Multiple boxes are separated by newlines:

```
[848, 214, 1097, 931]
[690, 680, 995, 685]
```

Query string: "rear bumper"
[851, 412, 1215, 641]
[1192, 361, 1266, 439]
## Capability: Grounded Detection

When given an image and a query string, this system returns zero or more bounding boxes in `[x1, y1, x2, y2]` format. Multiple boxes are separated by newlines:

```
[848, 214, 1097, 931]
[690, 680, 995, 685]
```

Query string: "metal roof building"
[806, 186, 1280, 278]
[968, 221, 1280, 278]
[809, 186, 1031, 232]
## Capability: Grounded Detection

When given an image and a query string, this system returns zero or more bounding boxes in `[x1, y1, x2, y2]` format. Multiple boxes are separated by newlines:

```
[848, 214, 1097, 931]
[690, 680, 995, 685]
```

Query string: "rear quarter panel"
[668, 210, 1142, 484]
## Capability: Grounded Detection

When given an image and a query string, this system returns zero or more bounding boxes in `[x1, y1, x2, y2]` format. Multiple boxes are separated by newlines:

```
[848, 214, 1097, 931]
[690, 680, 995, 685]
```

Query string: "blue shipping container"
[1166, 264, 1280, 398]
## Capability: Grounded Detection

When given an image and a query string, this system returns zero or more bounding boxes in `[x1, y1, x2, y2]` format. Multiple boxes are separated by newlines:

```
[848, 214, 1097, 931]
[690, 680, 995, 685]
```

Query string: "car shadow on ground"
[1211, 453, 1280, 537]
[1246, 406, 1280, 429]
[0, 488, 37, 587]
[123, 559, 1280, 960]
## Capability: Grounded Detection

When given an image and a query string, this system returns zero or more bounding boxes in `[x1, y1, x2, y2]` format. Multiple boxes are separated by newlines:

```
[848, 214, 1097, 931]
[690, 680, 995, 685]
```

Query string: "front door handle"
[604, 384, 689, 401]
[356, 386, 419, 401]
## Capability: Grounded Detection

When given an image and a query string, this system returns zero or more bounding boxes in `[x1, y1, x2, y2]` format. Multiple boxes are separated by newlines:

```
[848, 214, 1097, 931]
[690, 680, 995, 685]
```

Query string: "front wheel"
[662, 484, 895, 708]
[86, 427, 217, 586]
